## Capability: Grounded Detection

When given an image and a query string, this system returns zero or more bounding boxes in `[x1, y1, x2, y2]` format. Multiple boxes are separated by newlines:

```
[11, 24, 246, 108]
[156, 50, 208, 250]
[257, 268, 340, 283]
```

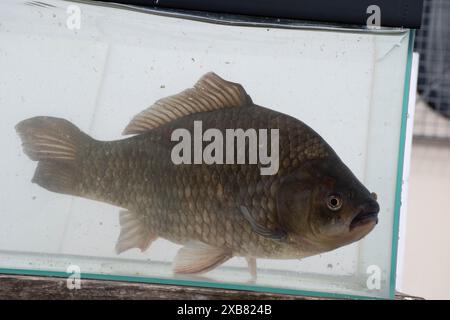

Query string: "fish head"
[277, 157, 379, 252]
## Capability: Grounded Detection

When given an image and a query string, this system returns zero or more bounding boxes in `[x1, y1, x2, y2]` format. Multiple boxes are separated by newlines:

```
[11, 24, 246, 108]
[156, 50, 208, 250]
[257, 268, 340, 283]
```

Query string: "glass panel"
[0, 0, 412, 298]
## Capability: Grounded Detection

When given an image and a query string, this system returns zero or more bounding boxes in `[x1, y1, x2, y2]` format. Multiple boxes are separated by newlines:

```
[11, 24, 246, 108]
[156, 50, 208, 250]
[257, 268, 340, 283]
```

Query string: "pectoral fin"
[115, 210, 157, 254]
[173, 241, 232, 274]
[240, 206, 287, 241]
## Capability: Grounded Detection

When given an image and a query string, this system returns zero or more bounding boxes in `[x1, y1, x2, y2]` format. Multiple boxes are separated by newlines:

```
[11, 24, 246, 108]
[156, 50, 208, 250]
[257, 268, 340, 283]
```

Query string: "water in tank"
[0, 0, 414, 298]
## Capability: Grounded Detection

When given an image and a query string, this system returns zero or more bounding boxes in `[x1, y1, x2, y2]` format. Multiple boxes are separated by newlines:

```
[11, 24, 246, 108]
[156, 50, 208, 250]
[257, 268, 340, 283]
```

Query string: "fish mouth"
[349, 201, 379, 231]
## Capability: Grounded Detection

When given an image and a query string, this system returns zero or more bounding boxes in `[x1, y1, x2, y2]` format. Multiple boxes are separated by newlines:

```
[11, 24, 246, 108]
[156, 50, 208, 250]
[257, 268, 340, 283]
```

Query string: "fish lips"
[349, 201, 380, 231]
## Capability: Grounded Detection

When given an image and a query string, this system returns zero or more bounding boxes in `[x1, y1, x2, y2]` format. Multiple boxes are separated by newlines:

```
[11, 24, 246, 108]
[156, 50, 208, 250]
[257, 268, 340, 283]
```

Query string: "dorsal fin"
[123, 72, 253, 135]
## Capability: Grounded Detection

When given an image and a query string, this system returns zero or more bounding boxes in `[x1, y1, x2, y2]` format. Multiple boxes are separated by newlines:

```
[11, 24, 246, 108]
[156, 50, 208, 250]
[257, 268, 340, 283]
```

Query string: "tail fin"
[15, 116, 93, 196]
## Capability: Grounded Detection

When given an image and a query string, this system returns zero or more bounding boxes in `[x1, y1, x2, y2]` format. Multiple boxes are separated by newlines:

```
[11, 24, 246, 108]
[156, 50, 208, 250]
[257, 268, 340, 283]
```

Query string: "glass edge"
[67, 0, 410, 35]
[389, 29, 416, 299]
[0, 267, 385, 300]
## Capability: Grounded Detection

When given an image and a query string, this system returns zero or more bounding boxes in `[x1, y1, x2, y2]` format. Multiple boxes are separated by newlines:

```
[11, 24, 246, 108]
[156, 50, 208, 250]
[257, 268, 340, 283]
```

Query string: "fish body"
[16, 73, 379, 276]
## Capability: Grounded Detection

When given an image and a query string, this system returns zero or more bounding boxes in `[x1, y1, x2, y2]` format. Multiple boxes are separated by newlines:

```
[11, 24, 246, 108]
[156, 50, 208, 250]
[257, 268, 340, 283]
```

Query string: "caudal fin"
[15, 116, 93, 196]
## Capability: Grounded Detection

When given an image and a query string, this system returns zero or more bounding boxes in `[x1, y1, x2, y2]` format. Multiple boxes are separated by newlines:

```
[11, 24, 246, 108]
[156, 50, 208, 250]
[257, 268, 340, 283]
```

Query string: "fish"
[16, 72, 379, 279]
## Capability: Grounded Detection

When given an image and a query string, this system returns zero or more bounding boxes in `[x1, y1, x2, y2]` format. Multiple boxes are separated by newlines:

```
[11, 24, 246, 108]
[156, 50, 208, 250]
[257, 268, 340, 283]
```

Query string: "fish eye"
[326, 195, 343, 211]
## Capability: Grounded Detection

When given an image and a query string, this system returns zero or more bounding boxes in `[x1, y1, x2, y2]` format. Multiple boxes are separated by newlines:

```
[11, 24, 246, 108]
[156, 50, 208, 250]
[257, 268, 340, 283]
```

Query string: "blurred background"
[401, 0, 450, 300]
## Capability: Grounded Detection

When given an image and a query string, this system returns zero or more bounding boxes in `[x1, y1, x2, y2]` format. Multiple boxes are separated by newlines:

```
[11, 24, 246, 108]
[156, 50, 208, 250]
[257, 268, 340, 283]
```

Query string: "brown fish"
[16, 72, 379, 279]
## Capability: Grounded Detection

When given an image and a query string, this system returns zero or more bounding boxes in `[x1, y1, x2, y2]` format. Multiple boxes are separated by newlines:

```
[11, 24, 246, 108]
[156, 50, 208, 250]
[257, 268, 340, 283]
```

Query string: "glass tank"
[0, 0, 414, 299]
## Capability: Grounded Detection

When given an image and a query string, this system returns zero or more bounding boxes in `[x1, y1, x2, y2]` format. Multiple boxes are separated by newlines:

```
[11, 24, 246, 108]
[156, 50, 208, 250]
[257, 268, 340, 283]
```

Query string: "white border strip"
[396, 52, 419, 292]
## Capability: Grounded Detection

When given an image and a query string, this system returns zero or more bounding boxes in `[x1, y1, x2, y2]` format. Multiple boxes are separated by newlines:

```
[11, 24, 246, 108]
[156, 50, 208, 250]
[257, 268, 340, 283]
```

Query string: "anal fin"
[173, 241, 232, 275]
[115, 210, 157, 254]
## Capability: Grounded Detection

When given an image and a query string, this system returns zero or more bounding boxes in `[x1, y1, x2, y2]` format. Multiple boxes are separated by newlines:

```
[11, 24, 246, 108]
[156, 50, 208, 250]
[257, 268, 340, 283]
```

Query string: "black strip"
[95, 0, 424, 28]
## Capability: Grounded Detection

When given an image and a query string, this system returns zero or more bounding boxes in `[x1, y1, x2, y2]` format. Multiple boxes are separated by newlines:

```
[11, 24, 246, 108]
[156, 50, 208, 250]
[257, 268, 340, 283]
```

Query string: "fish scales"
[76, 105, 327, 258]
[16, 72, 379, 277]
